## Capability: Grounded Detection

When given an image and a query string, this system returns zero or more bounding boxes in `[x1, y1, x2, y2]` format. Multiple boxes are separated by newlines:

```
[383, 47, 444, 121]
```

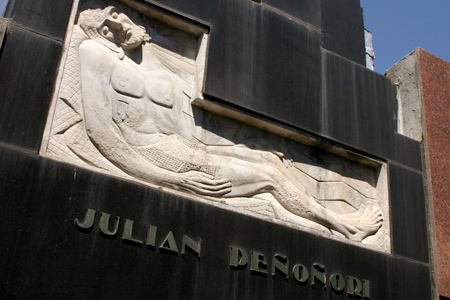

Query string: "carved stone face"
[98, 8, 150, 50]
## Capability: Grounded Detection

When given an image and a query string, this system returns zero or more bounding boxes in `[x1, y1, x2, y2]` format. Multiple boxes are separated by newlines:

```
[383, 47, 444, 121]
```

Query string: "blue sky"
[361, 1, 450, 74]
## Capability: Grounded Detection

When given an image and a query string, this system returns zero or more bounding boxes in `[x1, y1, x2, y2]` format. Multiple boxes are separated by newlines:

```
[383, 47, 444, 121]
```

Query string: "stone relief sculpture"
[42, 4, 389, 249]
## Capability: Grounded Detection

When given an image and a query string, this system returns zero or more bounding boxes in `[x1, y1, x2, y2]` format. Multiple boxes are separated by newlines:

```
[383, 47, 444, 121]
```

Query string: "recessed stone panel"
[41, 0, 390, 251]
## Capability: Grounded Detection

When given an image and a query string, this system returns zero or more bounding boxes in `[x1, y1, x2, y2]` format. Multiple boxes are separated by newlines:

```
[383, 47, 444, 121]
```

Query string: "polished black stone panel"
[321, 49, 360, 143]
[205, 5, 322, 134]
[0, 145, 431, 299]
[387, 255, 432, 299]
[322, 51, 395, 153]
[262, 0, 321, 28]
[142, 0, 217, 24]
[389, 163, 429, 263]
[0, 145, 44, 298]
[390, 133, 423, 172]
[7, 0, 72, 40]
[0, 26, 62, 152]
[352, 61, 397, 153]
[321, 0, 365, 66]
[322, 50, 423, 170]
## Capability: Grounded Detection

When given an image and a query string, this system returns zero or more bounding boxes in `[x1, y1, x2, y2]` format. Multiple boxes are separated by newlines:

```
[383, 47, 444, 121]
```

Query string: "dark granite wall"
[0, 0, 432, 299]
[321, 0, 366, 66]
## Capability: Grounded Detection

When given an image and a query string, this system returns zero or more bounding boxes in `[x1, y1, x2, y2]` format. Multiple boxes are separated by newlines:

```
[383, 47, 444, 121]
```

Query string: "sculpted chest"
[111, 61, 175, 107]
[111, 62, 145, 98]
[110, 60, 175, 134]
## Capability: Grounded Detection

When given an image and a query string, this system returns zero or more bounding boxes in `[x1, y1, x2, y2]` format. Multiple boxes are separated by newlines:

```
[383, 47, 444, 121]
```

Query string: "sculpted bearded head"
[78, 6, 151, 50]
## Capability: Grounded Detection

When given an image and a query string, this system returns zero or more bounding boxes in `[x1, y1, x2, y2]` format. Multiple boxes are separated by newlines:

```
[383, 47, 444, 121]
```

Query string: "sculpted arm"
[78, 41, 230, 196]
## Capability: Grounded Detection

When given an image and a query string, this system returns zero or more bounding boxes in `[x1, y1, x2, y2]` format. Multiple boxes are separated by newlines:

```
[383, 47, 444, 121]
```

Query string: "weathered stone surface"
[0, 17, 8, 49]
[386, 49, 423, 142]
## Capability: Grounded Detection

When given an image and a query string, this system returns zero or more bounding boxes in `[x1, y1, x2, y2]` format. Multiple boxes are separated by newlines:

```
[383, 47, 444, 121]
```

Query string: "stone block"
[389, 163, 429, 263]
[385, 49, 422, 142]
[262, 0, 321, 28]
[204, 4, 322, 133]
[8, 0, 72, 40]
[321, 0, 365, 66]
[0, 26, 62, 151]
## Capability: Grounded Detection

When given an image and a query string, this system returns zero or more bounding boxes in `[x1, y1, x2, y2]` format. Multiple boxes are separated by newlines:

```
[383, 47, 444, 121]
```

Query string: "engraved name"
[230, 246, 371, 298]
[74, 208, 371, 298]
[75, 208, 201, 258]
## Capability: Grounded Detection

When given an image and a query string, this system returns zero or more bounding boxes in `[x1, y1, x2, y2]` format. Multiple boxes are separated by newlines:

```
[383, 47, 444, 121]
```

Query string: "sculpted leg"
[212, 155, 383, 241]
[211, 156, 279, 198]
[270, 178, 383, 241]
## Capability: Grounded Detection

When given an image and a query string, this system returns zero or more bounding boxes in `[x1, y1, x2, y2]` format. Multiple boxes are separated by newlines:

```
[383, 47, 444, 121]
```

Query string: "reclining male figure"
[77, 7, 383, 242]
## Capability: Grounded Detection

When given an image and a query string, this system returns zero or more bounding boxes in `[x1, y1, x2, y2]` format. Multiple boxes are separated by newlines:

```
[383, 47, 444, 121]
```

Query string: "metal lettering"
[75, 208, 96, 229]
[230, 246, 248, 269]
[99, 212, 120, 236]
[159, 231, 179, 254]
[181, 235, 201, 258]
[330, 274, 345, 292]
[146, 225, 157, 248]
[347, 276, 363, 296]
[271, 253, 288, 279]
[122, 219, 143, 246]
[363, 280, 370, 298]
[251, 251, 267, 275]
[292, 264, 309, 284]
[311, 263, 326, 288]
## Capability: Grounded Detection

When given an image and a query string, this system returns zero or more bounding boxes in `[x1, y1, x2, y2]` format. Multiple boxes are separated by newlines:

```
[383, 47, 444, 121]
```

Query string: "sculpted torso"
[80, 39, 220, 178]
[82, 40, 198, 147]
[109, 50, 180, 145]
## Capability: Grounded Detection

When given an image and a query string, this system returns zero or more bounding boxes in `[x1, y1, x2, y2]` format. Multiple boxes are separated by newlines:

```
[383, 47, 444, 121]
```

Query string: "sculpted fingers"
[189, 179, 232, 195]
[181, 172, 232, 196]
[196, 176, 231, 187]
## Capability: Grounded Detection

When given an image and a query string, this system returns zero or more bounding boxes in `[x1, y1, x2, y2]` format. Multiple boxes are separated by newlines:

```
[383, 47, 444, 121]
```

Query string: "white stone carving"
[41, 3, 390, 251]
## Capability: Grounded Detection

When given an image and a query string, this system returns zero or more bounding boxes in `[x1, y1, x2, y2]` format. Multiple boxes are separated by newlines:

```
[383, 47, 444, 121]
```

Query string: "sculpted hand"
[166, 171, 232, 197]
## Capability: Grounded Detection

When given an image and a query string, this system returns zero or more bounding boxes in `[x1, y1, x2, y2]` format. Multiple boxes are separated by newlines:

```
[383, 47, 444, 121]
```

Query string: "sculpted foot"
[338, 205, 383, 242]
